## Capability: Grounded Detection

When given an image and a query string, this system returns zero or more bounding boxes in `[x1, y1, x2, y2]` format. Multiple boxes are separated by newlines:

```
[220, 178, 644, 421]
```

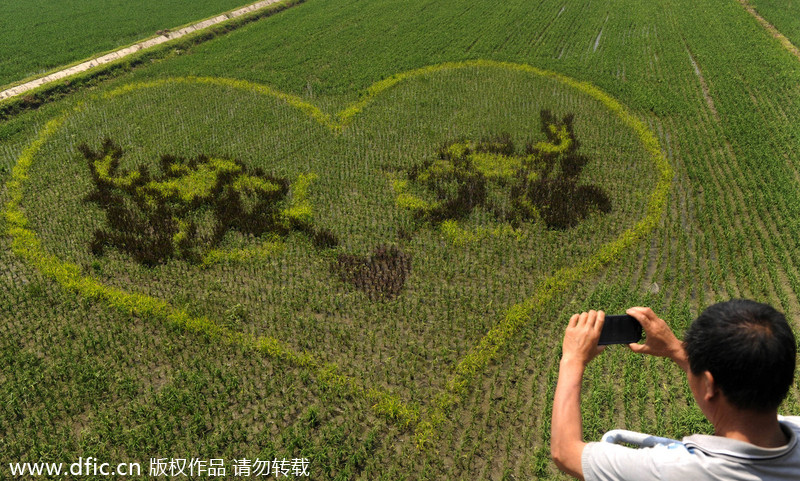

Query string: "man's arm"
[551, 310, 606, 480]
[551, 356, 590, 478]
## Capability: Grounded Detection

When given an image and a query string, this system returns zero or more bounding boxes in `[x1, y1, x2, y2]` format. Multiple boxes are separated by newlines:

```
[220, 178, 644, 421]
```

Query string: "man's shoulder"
[779, 415, 800, 431]
[584, 420, 800, 481]
[682, 415, 799, 460]
[582, 440, 695, 481]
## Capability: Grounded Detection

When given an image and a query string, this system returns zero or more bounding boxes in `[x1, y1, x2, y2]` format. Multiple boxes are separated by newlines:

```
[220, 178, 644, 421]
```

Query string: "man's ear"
[702, 370, 718, 402]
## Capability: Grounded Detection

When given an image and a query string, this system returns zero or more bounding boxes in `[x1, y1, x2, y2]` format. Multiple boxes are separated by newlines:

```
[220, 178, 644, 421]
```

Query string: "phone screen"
[598, 314, 643, 345]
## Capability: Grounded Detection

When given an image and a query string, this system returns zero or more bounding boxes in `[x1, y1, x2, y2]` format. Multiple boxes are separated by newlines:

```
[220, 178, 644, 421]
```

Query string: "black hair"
[684, 299, 796, 412]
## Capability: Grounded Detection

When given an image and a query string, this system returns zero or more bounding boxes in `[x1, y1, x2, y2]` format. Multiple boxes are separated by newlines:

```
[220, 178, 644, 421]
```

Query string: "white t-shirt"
[582, 416, 800, 480]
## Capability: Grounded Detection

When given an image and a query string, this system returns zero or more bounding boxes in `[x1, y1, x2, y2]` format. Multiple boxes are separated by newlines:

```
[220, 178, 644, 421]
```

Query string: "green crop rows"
[3, 0, 800, 479]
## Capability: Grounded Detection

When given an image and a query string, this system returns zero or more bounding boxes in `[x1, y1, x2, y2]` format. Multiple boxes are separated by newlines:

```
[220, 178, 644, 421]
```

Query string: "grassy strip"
[104, 76, 337, 131]
[0, 0, 306, 122]
[0, 0, 272, 90]
[3, 61, 669, 436]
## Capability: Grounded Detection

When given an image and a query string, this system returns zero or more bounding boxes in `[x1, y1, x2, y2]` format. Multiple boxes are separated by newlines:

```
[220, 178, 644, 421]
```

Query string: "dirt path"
[0, 0, 286, 101]
[737, 0, 800, 62]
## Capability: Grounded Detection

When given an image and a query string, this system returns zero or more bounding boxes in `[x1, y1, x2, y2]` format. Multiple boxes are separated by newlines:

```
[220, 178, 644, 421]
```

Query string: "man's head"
[684, 299, 797, 412]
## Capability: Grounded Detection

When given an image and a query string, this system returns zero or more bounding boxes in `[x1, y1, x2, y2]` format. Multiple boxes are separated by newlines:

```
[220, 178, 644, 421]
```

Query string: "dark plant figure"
[512, 110, 611, 229]
[80, 138, 325, 266]
[335, 245, 412, 300]
[395, 110, 611, 230]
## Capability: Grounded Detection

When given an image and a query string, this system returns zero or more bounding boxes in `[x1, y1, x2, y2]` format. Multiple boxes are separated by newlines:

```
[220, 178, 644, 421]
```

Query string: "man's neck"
[713, 409, 788, 448]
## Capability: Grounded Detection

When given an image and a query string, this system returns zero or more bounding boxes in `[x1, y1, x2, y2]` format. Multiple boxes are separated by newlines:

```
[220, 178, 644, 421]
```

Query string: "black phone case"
[598, 314, 643, 345]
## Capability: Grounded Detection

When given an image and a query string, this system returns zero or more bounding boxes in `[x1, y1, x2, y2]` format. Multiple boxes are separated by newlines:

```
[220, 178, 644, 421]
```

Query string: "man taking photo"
[551, 299, 800, 480]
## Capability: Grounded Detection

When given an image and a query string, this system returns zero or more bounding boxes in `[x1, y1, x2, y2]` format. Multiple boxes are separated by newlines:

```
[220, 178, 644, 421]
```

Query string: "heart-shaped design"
[4, 60, 671, 431]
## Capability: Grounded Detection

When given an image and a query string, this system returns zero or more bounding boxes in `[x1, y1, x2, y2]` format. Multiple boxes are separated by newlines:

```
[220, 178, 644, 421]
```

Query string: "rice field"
[0, 0, 262, 88]
[748, 0, 800, 47]
[3, 0, 800, 479]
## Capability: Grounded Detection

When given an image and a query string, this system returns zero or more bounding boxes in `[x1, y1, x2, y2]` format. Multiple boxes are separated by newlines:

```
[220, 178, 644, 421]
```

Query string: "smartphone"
[598, 314, 643, 345]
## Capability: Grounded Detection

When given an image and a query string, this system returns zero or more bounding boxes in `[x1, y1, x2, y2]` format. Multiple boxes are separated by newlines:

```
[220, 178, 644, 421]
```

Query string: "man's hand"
[626, 306, 689, 372]
[561, 310, 607, 367]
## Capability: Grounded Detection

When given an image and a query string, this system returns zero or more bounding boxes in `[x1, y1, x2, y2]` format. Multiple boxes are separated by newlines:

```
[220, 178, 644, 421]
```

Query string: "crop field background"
[0, 0, 260, 88]
[2, 0, 800, 479]
[750, 0, 800, 46]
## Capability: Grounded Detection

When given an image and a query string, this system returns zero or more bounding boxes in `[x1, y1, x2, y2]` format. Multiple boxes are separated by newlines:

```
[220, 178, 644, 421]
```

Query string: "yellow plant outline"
[2, 60, 672, 443]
